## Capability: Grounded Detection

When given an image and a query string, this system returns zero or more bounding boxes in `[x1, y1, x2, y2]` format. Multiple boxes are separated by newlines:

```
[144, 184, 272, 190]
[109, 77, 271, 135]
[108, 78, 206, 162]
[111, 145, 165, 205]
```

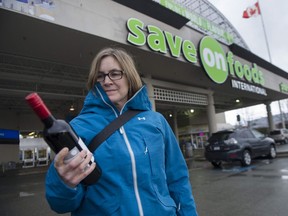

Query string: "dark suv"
[205, 128, 276, 167]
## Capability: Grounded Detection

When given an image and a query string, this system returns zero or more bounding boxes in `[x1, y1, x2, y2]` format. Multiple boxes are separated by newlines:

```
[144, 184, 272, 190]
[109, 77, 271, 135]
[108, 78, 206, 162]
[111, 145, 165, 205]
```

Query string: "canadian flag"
[243, 2, 261, 18]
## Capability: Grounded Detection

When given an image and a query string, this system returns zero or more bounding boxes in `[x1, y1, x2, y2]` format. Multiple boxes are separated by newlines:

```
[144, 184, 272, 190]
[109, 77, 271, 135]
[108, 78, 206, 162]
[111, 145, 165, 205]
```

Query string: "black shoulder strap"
[88, 110, 142, 153]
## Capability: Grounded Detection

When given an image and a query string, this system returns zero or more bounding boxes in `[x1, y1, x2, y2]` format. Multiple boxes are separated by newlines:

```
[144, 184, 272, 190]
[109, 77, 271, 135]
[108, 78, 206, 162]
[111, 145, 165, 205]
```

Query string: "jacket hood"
[79, 83, 152, 116]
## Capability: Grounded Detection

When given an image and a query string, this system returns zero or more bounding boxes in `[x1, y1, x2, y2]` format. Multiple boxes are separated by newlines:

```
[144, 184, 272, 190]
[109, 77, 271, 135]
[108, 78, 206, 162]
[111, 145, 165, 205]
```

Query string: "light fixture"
[169, 114, 173, 117]
[236, 99, 240, 103]
[190, 109, 194, 113]
[28, 131, 35, 136]
[69, 105, 75, 111]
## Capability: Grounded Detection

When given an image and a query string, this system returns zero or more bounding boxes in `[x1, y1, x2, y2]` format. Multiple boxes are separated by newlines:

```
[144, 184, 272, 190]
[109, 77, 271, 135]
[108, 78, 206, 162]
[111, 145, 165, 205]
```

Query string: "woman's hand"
[54, 148, 96, 188]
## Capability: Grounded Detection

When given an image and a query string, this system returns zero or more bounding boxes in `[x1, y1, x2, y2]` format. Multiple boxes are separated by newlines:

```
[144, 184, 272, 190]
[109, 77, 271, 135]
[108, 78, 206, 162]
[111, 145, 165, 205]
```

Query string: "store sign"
[152, 0, 233, 44]
[127, 18, 197, 63]
[199, 36, 267, 96]
[199, 36, 264, 86]
[280, 83, 288, 93]
[127, 18, 267, 96]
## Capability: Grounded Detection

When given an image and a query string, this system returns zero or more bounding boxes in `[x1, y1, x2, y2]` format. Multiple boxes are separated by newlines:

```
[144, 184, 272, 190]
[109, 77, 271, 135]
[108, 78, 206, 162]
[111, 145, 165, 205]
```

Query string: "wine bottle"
[25, 92, 101, 185]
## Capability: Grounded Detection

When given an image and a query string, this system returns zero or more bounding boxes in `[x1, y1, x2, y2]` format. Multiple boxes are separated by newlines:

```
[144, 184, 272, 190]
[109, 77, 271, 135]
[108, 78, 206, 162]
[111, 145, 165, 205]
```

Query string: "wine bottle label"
[63, 138, 95, 165]
[78, 138, 95, 163]
[64, 146, 80, 163]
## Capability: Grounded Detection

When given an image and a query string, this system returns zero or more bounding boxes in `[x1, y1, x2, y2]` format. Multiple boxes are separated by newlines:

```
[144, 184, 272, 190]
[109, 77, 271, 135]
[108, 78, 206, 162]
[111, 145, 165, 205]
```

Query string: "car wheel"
[241, 150, 251, 166]
[268, 145, 277, 159]
[211, 161, 222, 168]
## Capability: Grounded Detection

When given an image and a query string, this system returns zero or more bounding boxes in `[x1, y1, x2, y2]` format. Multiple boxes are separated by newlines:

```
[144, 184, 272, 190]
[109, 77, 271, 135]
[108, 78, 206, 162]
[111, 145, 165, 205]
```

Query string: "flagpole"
[257, 0, 285, 129]
[257, 0, 272, 63]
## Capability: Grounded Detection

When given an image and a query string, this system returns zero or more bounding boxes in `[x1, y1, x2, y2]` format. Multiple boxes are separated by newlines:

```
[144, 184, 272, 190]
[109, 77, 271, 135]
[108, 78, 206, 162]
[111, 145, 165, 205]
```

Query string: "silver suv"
[269, 129, 288, 144]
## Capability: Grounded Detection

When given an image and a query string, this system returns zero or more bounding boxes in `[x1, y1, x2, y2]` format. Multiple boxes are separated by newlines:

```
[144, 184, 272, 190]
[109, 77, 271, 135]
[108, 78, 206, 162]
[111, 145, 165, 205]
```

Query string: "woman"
[45, 47, 198, 216]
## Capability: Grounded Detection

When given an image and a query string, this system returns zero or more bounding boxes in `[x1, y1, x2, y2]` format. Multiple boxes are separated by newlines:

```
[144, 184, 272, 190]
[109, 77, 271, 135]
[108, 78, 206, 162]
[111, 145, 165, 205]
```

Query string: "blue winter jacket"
[45, 84, 198, 216]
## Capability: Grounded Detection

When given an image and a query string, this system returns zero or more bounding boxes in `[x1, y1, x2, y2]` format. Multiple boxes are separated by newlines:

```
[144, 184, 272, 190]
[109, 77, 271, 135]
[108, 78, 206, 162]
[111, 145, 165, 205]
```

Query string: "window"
[238, 129, 254, 139]
[251, 129, 264, 139]
[270, 130, 281, 135]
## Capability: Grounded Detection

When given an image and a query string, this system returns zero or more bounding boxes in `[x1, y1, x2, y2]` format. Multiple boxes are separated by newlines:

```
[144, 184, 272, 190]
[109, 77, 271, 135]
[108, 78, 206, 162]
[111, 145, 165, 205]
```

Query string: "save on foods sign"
[126, 18, 267, 96]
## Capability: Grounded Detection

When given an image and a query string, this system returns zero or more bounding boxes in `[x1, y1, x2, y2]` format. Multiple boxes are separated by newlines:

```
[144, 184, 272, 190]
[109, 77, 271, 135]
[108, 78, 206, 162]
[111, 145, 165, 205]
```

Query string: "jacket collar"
[80, 83, 152, 116]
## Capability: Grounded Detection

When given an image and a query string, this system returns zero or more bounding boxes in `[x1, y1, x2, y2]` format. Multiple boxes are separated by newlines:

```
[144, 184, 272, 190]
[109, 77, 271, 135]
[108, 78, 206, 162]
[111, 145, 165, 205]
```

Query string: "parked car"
[268, 129, 288, 144]
[205, 128, 277, 167]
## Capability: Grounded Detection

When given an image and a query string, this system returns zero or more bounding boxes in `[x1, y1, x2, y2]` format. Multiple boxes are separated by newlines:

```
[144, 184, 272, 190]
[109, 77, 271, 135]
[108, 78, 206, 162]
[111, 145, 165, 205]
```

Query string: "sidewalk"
[0, 162, 49, 177]
[276, 143, 288, 157]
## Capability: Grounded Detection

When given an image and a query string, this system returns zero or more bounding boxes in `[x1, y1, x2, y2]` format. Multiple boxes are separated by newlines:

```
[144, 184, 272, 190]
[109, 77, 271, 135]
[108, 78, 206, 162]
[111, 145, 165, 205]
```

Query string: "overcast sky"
[206, 0, 288, 125]
[208, 0, 288, 72]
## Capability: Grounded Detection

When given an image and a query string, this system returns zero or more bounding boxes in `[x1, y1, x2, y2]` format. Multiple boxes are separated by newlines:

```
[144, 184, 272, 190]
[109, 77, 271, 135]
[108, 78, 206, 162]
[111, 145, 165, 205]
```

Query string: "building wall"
[0, 110, 64, 131]
[0, 145, 20, 163]
[1, 0, 286, 139]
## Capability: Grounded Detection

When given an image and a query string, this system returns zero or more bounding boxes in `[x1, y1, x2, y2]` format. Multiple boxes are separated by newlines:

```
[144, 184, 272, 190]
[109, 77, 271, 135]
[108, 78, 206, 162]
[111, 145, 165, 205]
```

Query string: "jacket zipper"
[121, 126, 144, 216]
[96, 85, 144, 215]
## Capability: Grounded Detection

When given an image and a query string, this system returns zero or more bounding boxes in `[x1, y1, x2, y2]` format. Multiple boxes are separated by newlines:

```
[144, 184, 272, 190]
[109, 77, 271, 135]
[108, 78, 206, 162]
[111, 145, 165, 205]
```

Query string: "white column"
[265, 102, 275, 131]
[207, 93, 217, 136]
[173, 109, 179, 140]
[278, 100, 286, 129]
[143, 76, 156, 111]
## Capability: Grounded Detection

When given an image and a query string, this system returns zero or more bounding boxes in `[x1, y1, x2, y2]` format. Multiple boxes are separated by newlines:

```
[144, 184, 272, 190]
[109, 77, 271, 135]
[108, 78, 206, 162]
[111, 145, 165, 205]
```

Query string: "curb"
[0, 165, 49, 177]
[187, 150, 288, 163]
[276, 151, 288, 158]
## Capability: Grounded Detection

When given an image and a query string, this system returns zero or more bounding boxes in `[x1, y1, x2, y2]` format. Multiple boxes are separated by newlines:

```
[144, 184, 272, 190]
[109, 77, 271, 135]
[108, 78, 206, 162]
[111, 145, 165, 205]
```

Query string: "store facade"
[1, 0, 288, 151]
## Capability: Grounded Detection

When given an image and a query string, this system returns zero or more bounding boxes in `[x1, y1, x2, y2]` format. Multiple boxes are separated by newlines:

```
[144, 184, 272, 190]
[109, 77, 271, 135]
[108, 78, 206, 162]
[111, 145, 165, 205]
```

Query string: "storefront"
[1, 0, 288, 144]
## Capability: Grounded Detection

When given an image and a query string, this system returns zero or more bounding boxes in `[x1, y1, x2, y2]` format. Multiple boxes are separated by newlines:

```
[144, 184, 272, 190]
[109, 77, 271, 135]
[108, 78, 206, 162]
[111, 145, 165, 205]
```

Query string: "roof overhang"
[112, 0, 189, 29]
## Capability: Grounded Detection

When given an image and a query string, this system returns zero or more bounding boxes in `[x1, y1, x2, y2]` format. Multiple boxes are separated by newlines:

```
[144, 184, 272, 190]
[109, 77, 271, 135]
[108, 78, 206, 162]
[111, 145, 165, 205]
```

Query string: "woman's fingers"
[54, 148, 96, 187]
[79, 151, 96, 173]
[54, 147, 69, 168]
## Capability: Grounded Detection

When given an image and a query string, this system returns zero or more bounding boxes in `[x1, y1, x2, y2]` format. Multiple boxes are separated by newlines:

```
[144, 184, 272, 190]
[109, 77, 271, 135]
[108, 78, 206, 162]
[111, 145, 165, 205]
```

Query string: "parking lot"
[190, 157, 288, 216]
[1, 144, 288, 216]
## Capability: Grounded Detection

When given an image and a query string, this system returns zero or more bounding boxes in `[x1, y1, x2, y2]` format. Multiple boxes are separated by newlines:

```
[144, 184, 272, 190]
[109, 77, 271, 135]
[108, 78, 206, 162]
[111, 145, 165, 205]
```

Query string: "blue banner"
[0, 129, 20, 144]
[16, 0, 28, 3]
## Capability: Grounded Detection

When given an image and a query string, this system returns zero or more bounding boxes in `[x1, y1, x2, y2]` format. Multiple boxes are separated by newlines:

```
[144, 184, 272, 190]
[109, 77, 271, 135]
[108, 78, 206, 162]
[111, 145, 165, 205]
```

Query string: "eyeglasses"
[96, 70, 124, 82]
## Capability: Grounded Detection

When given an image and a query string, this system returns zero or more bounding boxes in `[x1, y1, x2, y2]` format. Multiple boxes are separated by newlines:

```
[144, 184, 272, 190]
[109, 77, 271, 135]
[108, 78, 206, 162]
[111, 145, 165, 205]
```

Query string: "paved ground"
[0, 143, 287, 216]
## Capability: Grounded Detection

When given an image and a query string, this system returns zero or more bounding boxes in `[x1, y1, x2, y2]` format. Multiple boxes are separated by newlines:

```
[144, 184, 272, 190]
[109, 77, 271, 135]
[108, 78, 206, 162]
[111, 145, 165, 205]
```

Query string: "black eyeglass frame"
[96, 70, 124, 82]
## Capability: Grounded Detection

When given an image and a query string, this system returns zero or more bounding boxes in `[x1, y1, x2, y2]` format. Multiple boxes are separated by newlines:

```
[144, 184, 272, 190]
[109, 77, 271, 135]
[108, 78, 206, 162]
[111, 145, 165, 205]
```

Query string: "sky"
[207, 0, 288, 125]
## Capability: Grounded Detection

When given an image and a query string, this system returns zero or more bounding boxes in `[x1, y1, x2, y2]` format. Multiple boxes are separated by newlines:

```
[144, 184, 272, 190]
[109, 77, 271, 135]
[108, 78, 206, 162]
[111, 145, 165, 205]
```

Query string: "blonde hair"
[87, 47, 143, 98]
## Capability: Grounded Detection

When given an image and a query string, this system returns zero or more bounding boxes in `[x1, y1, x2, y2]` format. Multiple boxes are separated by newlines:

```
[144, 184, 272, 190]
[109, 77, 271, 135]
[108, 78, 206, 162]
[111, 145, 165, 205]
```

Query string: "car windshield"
[270, 130, 281, 135]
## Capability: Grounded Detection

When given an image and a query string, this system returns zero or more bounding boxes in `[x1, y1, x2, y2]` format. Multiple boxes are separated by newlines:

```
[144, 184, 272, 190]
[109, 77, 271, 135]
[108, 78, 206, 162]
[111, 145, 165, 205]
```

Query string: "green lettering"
[234, 61, 244, 79]
[127, 18, 146, 46]
[147, 25, 166, 53]
[258, 69, 265, 86]
[126, 18, 198, 65]
[243, 65, 252, 82]
[182, 40, 197, 63]
[251, 63, 260, 84]
[226, 52, 235, 76]
[280, 83, 288, 93]
[164, 31, 182, 58]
